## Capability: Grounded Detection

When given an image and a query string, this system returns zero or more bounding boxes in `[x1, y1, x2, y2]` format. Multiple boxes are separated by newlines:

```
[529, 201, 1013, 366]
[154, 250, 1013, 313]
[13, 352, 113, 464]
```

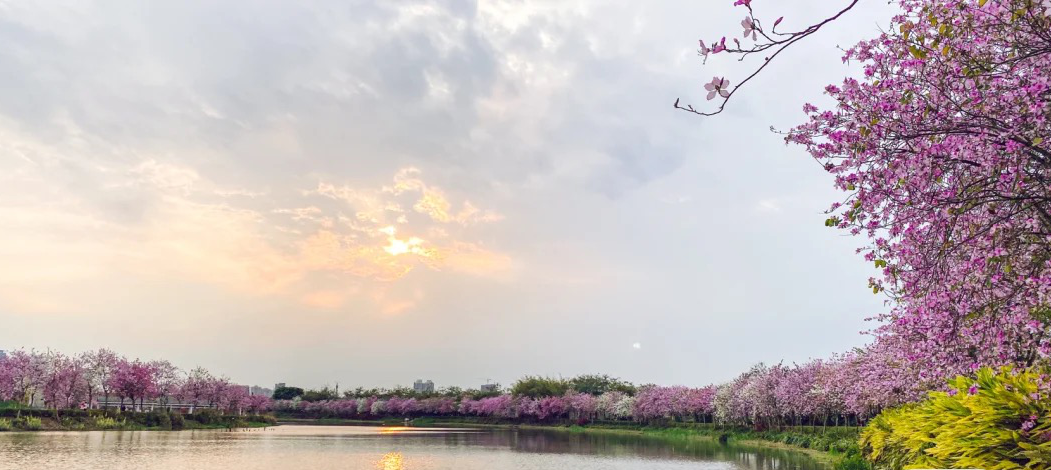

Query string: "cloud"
[0, 0, 898, 388]
[756, 198, 783, 213]
[0, 120, 511, 312]
[386, 168, 503, 225]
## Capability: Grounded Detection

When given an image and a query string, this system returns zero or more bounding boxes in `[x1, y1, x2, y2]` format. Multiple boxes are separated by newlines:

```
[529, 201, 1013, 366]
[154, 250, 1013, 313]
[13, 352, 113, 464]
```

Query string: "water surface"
[0, 425, 828, 469]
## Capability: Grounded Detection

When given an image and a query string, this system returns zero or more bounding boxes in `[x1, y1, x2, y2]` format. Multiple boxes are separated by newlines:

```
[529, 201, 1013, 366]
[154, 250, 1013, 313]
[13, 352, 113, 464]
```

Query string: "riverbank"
[0, 409, 277, 432]
[277, 417, 867, 469]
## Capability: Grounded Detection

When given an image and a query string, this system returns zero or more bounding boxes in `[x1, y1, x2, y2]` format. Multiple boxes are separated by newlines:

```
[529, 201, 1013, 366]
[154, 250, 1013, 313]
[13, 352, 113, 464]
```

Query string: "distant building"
[413, 379, 434, 393]
[250, 385, 274, 397]
[480, 383, 499, 392]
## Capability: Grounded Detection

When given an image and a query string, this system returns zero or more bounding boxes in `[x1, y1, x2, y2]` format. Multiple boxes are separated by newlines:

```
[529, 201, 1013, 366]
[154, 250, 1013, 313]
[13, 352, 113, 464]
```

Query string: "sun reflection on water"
[376, 452, 404, 470]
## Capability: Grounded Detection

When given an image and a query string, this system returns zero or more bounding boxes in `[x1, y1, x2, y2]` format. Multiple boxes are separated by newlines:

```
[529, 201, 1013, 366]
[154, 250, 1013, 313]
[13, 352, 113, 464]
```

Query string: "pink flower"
[733, 0, 751, 6]
[1022, 415, 1038, 432]
[710, 37, 727, 54]
[698, 40, 710, 57]
[704, 77, 730, 100]
[741, 17, 757, 40]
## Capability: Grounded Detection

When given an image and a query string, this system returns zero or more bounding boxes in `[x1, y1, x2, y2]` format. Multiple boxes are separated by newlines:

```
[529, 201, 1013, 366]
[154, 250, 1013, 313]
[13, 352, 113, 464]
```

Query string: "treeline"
[276, 374, 636, 402]
[0, 348, 268, 414]
[274, 362, 896, 428]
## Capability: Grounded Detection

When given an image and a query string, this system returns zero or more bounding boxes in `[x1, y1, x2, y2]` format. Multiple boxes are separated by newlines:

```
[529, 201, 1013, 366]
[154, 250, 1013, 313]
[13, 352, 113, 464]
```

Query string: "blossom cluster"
[785, 0, 1051, 381]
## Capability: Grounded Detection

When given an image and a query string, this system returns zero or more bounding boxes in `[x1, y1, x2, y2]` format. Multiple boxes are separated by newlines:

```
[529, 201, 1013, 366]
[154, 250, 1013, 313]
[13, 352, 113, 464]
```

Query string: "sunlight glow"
[376, 452, 404, 470]
[381, 226, 433, 257]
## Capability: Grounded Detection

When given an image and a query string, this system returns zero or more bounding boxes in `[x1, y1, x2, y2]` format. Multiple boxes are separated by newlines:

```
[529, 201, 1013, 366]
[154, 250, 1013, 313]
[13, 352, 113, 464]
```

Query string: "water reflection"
[0, 425, 828, 470]
[377, 452, 404, 470]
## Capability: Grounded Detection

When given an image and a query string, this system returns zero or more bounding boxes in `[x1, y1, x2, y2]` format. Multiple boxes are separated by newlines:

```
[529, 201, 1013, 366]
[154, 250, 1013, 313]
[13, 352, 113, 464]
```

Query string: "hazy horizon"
[0, 0, 896, 390]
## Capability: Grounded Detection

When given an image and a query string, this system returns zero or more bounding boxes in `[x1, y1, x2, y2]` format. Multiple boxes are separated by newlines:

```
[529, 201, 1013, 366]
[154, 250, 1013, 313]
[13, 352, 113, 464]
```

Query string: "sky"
[0, 0, 897, 391]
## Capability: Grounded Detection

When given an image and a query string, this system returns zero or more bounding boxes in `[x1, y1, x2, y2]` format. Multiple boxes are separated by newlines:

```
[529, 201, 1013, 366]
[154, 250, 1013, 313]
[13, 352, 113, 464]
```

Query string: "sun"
[380, 226, 433, 257]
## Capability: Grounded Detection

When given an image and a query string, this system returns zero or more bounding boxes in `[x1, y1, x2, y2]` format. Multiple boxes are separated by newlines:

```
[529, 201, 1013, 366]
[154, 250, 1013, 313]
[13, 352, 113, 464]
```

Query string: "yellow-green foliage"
[94, 416, 122, 429]
[0, 418, 11, 431]
[16, 416, 42, 431]
[861, 366, 1051, 470]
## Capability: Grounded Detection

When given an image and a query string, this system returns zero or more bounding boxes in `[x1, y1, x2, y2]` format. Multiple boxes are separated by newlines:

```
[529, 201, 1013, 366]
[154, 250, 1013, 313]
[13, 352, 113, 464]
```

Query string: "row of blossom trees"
[274, 348, 922, 428]
[0, 348, 269, 414]
[0, 345, 932, 427]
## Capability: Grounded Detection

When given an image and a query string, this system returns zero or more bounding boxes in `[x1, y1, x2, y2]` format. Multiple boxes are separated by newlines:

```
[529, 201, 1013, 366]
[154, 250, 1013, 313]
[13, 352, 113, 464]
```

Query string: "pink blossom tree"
[178, 367, 214, 413]
[83, 348, 121, 409]
[41, 352, 88, 409]
[244, 394, 271, 414]
[150, 360, 182, 410]
[1, 350, 45, 409]
[109, 359, 159, 411]
[682, 0, 1051, 401]
[784, 0, 1051, 382]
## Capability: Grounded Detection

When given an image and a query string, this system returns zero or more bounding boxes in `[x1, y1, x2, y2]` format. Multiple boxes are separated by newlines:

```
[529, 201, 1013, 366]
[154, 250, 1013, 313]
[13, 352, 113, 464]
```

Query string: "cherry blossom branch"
[674, 0, 862, 117]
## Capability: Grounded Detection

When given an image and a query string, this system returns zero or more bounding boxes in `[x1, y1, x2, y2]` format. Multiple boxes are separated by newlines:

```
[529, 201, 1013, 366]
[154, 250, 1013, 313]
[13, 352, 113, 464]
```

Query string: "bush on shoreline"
[15, 416, 42, 431]
[860, 367, 1051, 470]
[0, 408, 276, 432]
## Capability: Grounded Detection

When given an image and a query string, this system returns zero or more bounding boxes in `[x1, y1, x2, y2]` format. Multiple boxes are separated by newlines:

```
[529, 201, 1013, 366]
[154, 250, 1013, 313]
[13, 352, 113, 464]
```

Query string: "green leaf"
[1034, 137, 1044, 146]
[978, 0, 988, 7]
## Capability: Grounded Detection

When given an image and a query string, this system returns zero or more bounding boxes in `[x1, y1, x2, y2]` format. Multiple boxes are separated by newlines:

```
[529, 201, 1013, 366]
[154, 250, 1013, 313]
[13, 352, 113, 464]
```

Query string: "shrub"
[833, 454, 871, 470]
[60, 417, 85, 430]
[244, 414, 277, 426]
[861, 366, 1051, 470]
[170, 412, 185, 430]
[0, 418, 11, 431]
[143, 410, 172, 429]
[16, 416, 42, 431]
[191, 408, 222, 425]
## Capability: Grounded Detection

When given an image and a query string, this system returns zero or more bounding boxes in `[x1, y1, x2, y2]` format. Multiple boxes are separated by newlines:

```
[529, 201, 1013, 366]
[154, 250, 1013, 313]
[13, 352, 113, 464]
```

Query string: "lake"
[0, 425, 829, 469]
